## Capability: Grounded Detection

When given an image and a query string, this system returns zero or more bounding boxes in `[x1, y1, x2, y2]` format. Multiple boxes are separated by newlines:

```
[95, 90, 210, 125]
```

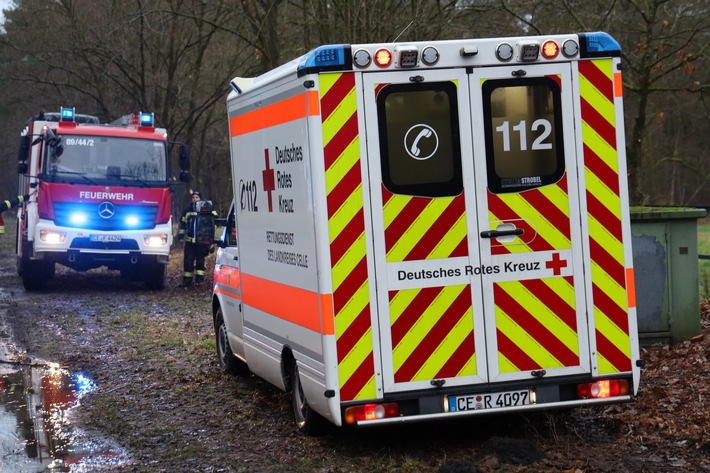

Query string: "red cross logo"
[546, 252, 568, 276]
[262, 148, 275, 212]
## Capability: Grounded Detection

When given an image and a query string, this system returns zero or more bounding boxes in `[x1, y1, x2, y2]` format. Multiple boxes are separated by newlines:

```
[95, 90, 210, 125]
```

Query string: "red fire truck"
[16, 107, 190, 290]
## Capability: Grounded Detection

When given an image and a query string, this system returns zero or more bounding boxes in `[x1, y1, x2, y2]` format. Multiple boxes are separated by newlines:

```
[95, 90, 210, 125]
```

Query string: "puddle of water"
[0, 362, 128, 472]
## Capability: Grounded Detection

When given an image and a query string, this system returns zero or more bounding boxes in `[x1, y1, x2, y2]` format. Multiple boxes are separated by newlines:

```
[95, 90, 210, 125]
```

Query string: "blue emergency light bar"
[61, 107, 75, 122]
[297, 45, 352, 77]
[579, 32, 621, 58]
[139, 112, 154, 127]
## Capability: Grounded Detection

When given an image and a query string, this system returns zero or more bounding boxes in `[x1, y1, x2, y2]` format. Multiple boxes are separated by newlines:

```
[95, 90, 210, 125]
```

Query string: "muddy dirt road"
[1, 234, 708, 472]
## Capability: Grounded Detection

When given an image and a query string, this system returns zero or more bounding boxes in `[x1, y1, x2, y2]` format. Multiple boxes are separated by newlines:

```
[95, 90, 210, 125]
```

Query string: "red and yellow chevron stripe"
[495, 276, 579, 372]
[390, 285, 476, 382]
[380, 178, 474, 382]
[579, 59, 632, 373]
[382, 188, 468, 261]
[487, 175, 571, 255]
[322, 72, 376, 401]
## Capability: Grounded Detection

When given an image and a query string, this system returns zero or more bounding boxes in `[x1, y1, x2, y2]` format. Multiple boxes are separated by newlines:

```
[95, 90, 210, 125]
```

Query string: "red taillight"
[542, 40, 559, 59]
[343, 403, 399, 424]
[577, 379, 629, 399]
[374, 49, 392, 67]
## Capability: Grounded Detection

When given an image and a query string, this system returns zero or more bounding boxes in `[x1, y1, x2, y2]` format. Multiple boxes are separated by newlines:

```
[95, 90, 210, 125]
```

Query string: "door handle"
[480, 228, 524, 239]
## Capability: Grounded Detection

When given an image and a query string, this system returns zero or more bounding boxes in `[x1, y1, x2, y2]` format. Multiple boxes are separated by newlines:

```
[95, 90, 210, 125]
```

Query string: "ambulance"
[213, 32, 641, 433]
[17, 108, 190, 290]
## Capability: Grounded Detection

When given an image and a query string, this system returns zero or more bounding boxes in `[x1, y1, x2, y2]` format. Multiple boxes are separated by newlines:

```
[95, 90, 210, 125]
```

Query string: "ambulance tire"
[290, 361, 325, 435]
[214, 308, 247, 375]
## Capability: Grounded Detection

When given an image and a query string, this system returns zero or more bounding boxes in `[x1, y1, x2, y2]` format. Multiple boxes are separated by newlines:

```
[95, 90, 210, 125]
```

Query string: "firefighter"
[0, 194, 29, 236]
[178, 191, 217, 286]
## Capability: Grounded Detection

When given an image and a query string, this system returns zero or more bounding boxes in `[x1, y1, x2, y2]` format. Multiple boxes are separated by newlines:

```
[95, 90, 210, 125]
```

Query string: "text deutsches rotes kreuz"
[398, 262, 541, 281]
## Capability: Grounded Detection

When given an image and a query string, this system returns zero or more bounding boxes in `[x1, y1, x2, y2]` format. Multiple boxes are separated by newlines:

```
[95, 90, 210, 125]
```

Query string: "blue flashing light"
[579, 32, 621, 58]
[70, 212, 87, 225]
[61, 107, 76, 122]
[297, 45, 352, 76]
[125, 215, 140, 227]
[139, 112, 154, 127]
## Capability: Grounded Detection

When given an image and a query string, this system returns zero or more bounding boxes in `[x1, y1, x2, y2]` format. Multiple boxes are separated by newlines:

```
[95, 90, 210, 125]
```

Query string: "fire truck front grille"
[53, 202, 159, 231]
[69, 238, 141, 250]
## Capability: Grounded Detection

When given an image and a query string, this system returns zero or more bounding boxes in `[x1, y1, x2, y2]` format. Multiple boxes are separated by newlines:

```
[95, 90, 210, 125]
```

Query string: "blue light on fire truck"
[138, 112, 154, 127]
[61, 107, 75, 122]
[70, 212, 88, 225]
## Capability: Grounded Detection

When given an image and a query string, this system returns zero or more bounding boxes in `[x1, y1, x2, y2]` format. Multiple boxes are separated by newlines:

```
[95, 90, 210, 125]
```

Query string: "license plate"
[90, 234, 121, 242]
[446, 389, 531, 412]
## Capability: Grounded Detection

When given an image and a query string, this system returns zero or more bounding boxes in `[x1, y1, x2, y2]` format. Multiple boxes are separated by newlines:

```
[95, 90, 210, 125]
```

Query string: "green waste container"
[630, 207, 706, 344]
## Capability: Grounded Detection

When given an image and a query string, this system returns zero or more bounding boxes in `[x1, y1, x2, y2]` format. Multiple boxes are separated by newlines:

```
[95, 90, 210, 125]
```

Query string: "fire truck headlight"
[40, 229, 66, 244]
[144, 234, 168, 247]
[70, 212, 88, 225]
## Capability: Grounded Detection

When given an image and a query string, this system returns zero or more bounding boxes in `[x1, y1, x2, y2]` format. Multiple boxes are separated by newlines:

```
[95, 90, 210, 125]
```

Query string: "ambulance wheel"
[215, 308, 246, 375]
[290, 361, 324, 435]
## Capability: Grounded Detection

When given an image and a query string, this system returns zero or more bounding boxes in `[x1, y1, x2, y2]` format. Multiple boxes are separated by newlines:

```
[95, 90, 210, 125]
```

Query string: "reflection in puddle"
[0, 362, 127, 472]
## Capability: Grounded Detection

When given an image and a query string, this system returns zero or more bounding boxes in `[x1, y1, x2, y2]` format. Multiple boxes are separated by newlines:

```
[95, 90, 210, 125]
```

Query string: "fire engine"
[213, 32, 641, 433]
[17, 108, 190, 290]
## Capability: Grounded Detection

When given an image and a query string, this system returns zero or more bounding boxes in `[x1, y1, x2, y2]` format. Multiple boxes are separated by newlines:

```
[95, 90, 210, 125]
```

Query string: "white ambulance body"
[214, 32, 641, 432]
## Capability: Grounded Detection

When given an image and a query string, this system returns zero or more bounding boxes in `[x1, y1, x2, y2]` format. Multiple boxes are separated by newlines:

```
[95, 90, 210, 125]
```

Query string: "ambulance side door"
[214, 201, 245, 359]
[468, 63, 591, 384]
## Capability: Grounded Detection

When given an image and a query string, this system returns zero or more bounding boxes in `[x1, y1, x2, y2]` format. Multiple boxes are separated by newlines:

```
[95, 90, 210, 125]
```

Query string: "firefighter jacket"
[0, 195, 29, 235]
[179, 202, 218, 244]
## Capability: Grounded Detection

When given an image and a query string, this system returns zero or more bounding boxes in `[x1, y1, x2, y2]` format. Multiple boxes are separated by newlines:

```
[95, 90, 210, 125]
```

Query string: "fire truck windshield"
[45, 135, 167, 185]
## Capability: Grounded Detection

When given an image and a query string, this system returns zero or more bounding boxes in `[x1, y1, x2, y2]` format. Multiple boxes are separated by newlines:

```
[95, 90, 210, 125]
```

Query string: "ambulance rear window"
[377, 82, 463, 197]
[482, 77, 564, 194]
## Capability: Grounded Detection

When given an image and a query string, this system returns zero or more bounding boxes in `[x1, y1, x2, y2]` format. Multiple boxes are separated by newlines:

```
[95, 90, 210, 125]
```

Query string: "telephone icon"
[410, 128, 432, 157]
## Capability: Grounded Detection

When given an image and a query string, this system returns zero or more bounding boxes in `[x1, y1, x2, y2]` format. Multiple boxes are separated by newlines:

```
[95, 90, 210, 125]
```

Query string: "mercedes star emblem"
[98, 201, 115, 219]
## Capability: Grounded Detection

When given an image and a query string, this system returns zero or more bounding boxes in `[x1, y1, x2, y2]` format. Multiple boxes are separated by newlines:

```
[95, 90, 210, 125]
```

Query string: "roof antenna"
[393, 20, 414, 42]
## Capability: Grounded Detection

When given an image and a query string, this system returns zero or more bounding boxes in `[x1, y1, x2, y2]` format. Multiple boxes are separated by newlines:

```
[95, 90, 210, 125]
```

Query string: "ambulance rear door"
[468, 63, 591, 384]
[361, 68, 490, 394]
[361, 62, 592, 396]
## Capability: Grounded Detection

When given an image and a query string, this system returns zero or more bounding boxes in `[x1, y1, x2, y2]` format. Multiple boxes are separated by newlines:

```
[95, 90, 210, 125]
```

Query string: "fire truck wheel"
[144, 262, 166, 290]
[21, 259, 50, 291]
[290, 361, 324, 435]
[214, 307, 247, 375]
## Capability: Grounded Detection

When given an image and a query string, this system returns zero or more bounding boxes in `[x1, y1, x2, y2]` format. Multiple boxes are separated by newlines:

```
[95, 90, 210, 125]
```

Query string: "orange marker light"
[542, 41, 559, 59]
[375, 48, 392, 67]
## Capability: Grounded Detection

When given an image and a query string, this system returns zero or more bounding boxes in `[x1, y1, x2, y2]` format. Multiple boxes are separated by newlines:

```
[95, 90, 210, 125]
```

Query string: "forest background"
[0, 0, 708, 216]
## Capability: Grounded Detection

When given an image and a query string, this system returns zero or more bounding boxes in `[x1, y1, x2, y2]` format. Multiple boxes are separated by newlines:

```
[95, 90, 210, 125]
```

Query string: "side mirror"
[18, 163, 28, 174]
[18, 136, 29, 162]
[178, 144, 190, 182]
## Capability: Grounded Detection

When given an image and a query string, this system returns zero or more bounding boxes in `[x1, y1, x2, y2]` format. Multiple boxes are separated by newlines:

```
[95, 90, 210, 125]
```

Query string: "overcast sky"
[0, 0, 13, 25]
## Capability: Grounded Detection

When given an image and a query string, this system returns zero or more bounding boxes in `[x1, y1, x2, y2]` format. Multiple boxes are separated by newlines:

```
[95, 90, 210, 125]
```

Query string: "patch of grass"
[86, 395, 130, 436]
